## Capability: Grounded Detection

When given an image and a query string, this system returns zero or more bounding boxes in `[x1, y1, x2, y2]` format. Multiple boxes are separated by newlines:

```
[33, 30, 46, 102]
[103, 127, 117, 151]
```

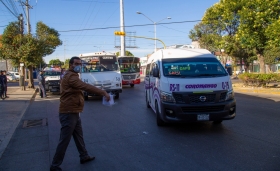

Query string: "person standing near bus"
[50, 56, 110, 171]
[37, 70, 46, 98]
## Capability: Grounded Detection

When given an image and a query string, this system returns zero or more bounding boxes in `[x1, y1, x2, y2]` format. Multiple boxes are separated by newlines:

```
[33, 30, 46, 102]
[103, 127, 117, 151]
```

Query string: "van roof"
[162, 48, 214, 58]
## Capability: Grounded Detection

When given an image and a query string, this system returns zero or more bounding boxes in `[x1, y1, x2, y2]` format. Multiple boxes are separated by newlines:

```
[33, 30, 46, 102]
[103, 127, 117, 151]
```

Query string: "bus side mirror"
[153, 68, 159, 77]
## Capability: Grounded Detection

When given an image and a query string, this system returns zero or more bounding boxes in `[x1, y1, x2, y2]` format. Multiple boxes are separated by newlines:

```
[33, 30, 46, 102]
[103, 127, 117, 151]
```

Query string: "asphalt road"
[46, 82, 279, 171]
[1, 82, 279, 171]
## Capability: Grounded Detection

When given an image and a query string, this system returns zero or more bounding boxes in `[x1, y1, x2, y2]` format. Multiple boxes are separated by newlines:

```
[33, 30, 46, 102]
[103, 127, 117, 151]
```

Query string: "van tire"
[84, 95, 88, 101]
[130, 84, 134, 87]
[146, 92, 150, 108]
[156, 101, 165, 127]
[213, 120, 223, 124]
[114, 92, 119, 99]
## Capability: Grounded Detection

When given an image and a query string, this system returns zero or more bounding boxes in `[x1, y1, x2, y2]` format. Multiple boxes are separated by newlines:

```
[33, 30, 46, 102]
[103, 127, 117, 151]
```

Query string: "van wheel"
[146, 92, 150, 108]
[114, 92, 119, 99]
[213, 120, 223, 124]
[156, 101, 165, 126]
[130, 84, 134, 87]
[84, 95, 88, 101]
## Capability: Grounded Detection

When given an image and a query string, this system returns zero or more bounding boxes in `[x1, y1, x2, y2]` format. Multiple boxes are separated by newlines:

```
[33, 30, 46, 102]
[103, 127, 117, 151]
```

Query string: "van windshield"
[162, 57, 227, 77]
[81, 56, 119, 73]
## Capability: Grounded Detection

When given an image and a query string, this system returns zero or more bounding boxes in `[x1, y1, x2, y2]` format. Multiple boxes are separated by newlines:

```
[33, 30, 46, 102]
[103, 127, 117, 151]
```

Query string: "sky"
[0, 0, 219, 63]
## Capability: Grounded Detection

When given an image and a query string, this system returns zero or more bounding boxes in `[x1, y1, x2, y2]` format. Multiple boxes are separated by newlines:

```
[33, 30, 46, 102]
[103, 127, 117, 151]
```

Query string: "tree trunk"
[27, 66, 34, 89]
[257, 54, 266, 73]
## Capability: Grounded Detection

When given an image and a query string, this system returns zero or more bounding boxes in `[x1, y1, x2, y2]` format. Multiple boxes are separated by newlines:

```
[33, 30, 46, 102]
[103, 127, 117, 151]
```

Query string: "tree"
[237, 0, 280, 73]
[62, 59, 70, 69]
[0, 21, 62, 88]
[189, 22, 222, 52]
[49, 59, 63, 66]
[116, 50, 134, 57]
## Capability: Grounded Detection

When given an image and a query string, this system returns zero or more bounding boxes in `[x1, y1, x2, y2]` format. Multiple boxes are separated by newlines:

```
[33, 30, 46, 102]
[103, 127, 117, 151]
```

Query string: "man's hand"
[104, 92, 110, 101]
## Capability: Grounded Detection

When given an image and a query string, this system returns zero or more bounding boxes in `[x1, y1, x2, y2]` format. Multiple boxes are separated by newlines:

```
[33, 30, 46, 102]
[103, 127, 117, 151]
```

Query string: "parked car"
[6, 73, 17, 82]
[7, 71, 20, 80]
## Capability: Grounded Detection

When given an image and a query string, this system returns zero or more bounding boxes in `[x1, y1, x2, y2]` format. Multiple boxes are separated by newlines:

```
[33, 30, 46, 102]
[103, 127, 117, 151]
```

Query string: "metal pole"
[120, 0, 126, 56]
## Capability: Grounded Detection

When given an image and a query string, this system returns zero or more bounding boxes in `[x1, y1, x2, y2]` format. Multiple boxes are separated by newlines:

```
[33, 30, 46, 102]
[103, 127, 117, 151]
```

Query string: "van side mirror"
[153, 68, 159, 77]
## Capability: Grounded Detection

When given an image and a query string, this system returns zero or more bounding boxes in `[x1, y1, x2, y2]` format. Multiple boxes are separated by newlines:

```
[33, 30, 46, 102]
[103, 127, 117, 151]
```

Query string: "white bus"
[79, 51, 122, 100]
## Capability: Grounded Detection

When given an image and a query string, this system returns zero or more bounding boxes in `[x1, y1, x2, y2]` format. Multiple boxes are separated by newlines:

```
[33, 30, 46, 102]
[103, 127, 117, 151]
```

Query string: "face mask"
[74, 65, 81, 73]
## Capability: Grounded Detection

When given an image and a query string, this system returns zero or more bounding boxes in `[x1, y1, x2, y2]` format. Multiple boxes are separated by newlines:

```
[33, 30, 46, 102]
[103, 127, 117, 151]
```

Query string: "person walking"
[2, 71, 8, 98]
[0, 70, 4, 99]
[37, 70, 46, 98]
[50, 56, 110, 171]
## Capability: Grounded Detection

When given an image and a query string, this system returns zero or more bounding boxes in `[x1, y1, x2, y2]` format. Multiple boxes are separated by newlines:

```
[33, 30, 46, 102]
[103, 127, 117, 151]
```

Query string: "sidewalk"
[0, 86, 37, 159]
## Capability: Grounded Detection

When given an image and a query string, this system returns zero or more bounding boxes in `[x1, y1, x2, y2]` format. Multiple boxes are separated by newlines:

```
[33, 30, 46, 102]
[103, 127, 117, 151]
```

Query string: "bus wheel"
[114, 92, 119, 99]
[156, 101, 166, 127]
[130, 84, 134, 87]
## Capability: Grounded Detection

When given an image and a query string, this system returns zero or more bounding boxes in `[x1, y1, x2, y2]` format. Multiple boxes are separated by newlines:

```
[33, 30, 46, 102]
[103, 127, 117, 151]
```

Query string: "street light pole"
[137, 11, 171, 52]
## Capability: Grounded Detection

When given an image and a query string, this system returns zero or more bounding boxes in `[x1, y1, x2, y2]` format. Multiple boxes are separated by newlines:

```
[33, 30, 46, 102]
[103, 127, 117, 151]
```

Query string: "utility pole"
[120, 0, 126, 56]
[24, 0, 34, 89]
[18, 14, 26, 90]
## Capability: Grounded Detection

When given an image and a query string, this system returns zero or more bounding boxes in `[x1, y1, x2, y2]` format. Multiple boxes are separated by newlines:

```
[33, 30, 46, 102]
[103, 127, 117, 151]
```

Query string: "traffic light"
[114, 31, 126, 36]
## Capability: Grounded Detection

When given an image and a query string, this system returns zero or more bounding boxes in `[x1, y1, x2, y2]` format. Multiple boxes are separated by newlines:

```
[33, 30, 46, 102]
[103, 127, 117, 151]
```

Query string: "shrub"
[238, 73, 280, 87]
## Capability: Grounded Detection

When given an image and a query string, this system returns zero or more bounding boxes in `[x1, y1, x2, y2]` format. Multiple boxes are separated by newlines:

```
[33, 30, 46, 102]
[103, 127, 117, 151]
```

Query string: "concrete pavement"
[0, 86, 37, 159]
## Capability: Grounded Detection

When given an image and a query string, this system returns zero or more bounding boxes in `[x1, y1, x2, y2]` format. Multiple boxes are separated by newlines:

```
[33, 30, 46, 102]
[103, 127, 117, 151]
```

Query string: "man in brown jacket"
[50, 56, 110, 171]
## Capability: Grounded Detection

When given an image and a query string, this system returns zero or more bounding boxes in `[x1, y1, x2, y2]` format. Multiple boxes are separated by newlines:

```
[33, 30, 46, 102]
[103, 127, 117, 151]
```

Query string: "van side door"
[145, 63, 151, 102]
[149, 61, 159, 110]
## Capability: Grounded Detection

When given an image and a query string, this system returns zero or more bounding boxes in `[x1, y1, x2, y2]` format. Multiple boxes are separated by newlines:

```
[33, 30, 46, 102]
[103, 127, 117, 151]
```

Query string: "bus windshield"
[162, 57, 228, 77]
[118, 57, 140, 73]
[81, 56, 119, 73]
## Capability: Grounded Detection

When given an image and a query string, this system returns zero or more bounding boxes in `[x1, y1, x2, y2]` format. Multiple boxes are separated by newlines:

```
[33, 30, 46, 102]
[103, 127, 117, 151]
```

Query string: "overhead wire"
[8, 0, 19, 16]
[71, 0, 98, 46]
[0, 0, 18, 18]
[19, 0, 28, 19]
[58, 20, 202, 32]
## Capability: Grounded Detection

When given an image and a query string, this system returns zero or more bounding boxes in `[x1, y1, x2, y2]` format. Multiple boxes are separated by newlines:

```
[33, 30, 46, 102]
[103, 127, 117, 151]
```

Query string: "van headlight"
[160, 91, 175, 103]
[225, 89, 234, 101]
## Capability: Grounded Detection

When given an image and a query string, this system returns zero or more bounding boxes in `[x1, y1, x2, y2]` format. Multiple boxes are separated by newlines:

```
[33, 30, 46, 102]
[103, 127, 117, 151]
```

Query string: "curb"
[0, 88, 38, 159]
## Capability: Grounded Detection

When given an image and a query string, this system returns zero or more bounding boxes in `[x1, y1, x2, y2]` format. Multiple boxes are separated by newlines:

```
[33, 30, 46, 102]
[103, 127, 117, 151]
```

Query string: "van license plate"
[197, 114, 209, 121]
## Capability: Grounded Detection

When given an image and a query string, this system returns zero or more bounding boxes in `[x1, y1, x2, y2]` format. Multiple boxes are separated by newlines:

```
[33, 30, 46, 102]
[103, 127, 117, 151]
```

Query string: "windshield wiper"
[196, 74, 225, 77]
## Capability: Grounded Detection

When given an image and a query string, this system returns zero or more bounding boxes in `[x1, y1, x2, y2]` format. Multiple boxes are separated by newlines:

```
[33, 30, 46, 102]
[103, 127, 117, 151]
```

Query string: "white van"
[145, 49, 236, 126]
[79, 51, 122, 100]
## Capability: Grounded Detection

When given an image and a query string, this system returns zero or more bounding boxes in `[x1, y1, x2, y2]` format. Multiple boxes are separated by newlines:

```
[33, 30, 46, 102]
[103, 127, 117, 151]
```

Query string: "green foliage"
[62, 59, 70, 69]
[49, 59, 63, 65]
[238, 73, 280, 87]
[116, 51, 134, 57]
[0, 21, 62, 67]
[264, 47, 280, 65]
[189, 22, 221, 52]
[237, 0, 280, 52]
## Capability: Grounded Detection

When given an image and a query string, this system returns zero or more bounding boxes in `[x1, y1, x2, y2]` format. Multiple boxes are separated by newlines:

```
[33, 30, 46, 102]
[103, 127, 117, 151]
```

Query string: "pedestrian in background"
[50, 56, 110, 171]
[37, 70, 46, 98]
[60, 68, 66, 83]
[2, 71, 8, 98]
[0, 70, 4, 99]
[0, 70, 8, 99]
